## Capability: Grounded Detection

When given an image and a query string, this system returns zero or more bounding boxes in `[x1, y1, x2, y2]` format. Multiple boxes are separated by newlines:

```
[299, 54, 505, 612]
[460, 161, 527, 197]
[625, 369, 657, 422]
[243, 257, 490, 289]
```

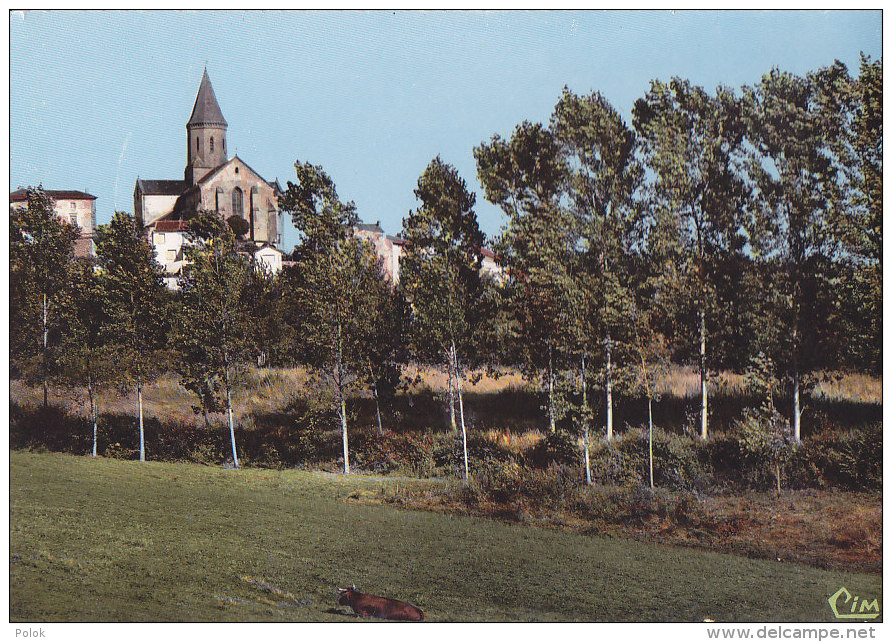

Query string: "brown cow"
[337, 585, 425, 621]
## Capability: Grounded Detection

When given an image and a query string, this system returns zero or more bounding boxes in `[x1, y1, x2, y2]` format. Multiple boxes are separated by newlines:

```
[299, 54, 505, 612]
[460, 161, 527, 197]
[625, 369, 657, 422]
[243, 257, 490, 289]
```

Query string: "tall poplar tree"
[95, 211, 169, 461]
[633, 78, 748, 440]
[475, 121, 575, 433]
[54, 258, 115, 457]
[280, 161, 387, 474]
[551, 87, 643, 441]
[10, 187, 79, 406]
[173, 211, 263, 467]
[401, 157, 489, 480]
[834, 54, 882, 374]
[742, 63, 852, 441]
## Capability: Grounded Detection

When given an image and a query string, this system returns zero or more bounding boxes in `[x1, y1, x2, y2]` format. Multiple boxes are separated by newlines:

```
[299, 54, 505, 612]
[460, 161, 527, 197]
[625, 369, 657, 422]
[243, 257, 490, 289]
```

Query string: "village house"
[351, 219, 504, 285]
[10, 188, 97, 258]
[133, 69, 284, 284]
[351, 221, 408, 283]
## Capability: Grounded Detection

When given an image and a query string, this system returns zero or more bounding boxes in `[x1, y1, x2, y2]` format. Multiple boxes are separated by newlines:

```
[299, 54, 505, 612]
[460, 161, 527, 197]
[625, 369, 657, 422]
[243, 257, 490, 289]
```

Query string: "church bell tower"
[185, 69, 228, 185]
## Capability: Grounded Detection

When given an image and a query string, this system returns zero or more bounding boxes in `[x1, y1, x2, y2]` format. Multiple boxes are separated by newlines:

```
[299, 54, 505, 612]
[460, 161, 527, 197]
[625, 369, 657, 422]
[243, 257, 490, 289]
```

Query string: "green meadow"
[9, 450, 881, 622]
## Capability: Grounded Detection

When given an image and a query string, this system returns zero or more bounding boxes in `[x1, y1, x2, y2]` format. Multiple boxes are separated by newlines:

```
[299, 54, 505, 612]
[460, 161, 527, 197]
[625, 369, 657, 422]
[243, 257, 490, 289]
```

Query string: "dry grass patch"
[812, 373, 882, 404]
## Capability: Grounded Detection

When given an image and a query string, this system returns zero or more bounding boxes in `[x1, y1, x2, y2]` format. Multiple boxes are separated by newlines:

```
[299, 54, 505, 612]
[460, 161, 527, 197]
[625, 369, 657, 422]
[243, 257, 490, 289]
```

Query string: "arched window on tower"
[196, 137, 200, 153]
[232, 188, 244, 218]
[210, 137, 215, 153]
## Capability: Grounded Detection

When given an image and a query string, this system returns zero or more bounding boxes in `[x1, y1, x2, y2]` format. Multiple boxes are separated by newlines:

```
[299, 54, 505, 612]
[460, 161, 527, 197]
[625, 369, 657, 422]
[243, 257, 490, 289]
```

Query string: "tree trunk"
[447, 351, 457, 432]
[137, 379, 145, 462]
[606, 330, 613, 441]
[226, 381, 240, 469]
[792, 369, 801, 443]
[335, 393, 348, 474]
[42, 294, 48, 408]
[582, 354, 591, 486]
[452, 341, 469, 482]
[548, 343, 556, 433]
[775, 460, 782, 496]
[648, 394, 654, 489]
[334, 318, 350, 474]
[792, 314, 802, 442]
[88, 379, 98, 458]
[372, 382, 384, 436]
[699, 307, 708, 440]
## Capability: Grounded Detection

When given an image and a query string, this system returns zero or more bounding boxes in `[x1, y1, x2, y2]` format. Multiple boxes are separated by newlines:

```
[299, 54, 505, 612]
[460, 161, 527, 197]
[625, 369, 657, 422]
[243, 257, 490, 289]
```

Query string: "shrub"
[525, 430, 581, 468]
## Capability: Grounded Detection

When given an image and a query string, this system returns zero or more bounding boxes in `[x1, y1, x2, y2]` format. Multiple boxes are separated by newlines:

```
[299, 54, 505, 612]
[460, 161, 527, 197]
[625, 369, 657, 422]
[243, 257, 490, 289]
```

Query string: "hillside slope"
[9, 451, 881, 622]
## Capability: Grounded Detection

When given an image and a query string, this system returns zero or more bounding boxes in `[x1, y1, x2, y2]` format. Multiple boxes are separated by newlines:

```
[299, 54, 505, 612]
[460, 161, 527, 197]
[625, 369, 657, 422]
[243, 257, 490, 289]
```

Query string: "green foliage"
[742, 63, 856, 439]
[172, 210, 271, 465]
[95, 211, 171, 388]
[280, 161, 400, 473]
[280, 160, 358, 249]
[634, 79, 749, 438]
[401, 156, 490, 365]
[734, 407, 797, 493]
[401, 157, 494, 476]
[475, 122, 580, 432]
[525, 430, 581, 469]
[9, 187, 80, 392]
[226, 214, 250, 238]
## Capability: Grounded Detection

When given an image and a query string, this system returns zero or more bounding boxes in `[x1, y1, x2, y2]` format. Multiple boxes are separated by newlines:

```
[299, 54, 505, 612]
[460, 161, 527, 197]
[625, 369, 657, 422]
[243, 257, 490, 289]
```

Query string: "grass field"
[9, 451, 881, 622]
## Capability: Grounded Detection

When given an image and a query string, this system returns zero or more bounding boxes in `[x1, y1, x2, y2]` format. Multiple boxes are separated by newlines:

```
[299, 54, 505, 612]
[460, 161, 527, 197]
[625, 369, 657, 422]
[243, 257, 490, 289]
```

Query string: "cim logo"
[828, 587, 880, 620]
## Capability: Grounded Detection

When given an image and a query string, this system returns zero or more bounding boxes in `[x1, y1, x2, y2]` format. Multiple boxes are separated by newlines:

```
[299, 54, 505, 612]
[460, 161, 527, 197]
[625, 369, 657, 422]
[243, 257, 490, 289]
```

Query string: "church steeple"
[186, 69, 228, 185]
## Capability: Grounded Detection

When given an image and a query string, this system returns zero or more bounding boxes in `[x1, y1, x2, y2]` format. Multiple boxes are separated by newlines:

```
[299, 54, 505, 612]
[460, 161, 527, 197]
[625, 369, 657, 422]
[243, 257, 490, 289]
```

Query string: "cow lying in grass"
[337, 585, 425, 621]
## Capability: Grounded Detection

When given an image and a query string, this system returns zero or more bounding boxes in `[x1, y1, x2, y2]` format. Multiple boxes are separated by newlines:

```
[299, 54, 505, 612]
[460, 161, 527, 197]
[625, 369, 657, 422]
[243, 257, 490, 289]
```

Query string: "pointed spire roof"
[187, 68, 227, 128]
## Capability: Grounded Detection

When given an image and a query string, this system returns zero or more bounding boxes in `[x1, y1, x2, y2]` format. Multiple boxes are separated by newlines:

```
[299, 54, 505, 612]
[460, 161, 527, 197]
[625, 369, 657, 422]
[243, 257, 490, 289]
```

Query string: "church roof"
[187, 69, 228, 128]
[136, 179, 189, 196]
[196, 155, 269, 187]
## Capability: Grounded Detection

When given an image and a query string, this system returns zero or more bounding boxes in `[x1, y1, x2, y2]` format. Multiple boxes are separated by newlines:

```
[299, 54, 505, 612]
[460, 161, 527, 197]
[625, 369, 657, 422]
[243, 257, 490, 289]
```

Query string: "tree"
[280, 160, 386, 474]
[10, 187, 79, 406]
[401, 156, 491, 480]
[95, 211, 170, 461]
[172, 210, 263, 468]
[475, 122, 575, 434]
[742, 63, 852, 441]
[633, 78, 748, 440]
[628, 211, 676, 488]
[54, 258, 116, 457]
[361, 283, 410, 435]
[834, 54, 882, 374]
[551, 87, 644, 441]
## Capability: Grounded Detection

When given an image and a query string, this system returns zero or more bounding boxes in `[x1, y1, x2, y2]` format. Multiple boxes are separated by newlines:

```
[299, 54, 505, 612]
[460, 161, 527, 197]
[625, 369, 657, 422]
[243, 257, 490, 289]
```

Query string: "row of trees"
[10, 57, 880, 482]
[475, 55, 881, 450]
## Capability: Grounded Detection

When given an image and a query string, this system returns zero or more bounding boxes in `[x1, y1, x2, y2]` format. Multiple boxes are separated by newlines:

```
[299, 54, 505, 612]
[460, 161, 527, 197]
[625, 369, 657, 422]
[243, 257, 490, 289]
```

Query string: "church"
[134, 69, 283, 285]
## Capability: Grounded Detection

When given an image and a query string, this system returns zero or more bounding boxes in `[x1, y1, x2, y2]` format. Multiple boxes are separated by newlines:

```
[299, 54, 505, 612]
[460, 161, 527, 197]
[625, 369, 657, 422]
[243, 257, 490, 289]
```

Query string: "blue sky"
[9, 10, 882, 250]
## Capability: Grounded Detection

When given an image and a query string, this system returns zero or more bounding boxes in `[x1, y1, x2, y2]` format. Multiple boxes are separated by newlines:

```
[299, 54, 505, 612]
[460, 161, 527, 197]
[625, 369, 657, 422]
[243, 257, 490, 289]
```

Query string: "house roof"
[153, 220, 189, 232]
[355, 222, 384, 234]
[254, 244, 283, 255]
[187, 69, 227, 128]
[10, 188, 96, 202]
[136, 179, 190, 196]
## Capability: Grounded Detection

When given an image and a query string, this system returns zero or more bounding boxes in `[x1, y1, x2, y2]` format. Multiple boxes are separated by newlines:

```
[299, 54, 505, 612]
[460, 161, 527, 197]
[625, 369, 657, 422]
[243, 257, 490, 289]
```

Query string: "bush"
[525, 430, 581, 468]
[790, 424, 882, 490]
